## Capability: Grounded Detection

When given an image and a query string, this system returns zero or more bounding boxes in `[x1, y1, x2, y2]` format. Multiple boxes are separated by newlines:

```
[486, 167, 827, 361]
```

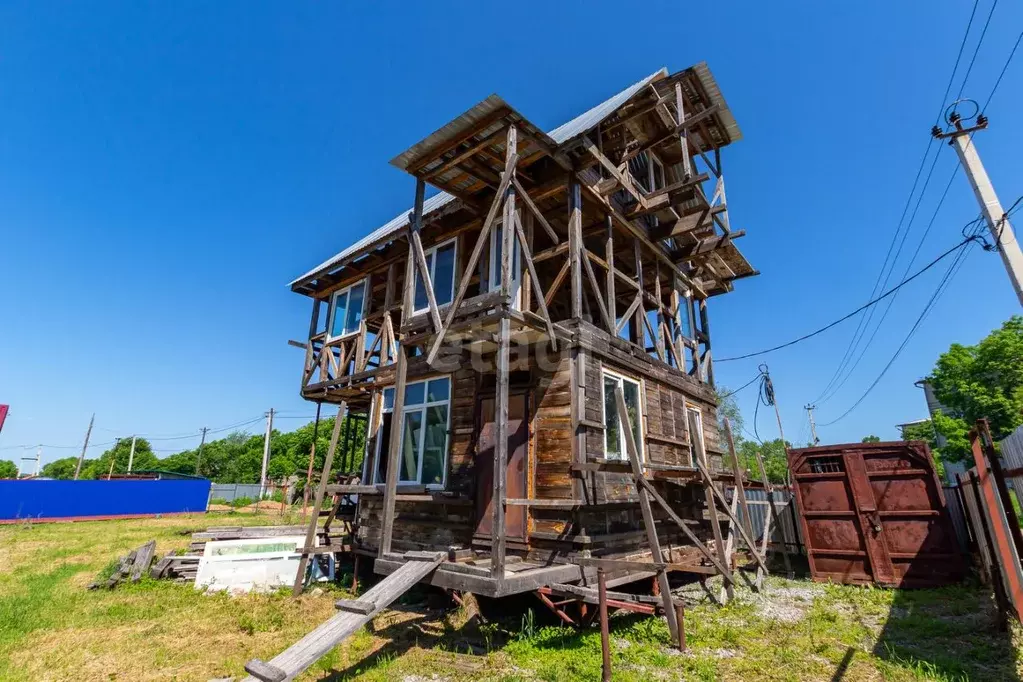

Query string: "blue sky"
[1, 1, 1020, 467]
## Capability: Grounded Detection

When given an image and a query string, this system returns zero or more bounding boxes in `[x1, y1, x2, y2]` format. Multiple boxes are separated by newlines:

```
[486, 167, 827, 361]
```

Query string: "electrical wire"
[717, 372, 763, 399]
[955, 0, 999, 102]
[819, 223, 984, 426]
[809, 1, 982, 404]
[718, 230, 984, 362]
[981, 28, 1022, 112]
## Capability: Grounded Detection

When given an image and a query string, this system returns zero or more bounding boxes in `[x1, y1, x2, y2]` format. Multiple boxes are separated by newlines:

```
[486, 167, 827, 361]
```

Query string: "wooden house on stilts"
[243, 63, 765, 682]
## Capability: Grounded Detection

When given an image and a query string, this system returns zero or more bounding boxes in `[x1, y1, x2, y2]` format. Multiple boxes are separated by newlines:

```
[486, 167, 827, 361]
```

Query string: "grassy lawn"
[1, 512, 1020, 681]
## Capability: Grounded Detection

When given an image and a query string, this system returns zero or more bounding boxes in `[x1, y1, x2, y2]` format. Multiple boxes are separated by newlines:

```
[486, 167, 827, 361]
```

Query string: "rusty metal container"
[787, 441, 965, 587]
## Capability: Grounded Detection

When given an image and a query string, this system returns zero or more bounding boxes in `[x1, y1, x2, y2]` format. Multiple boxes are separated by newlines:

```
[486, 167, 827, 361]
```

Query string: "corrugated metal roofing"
[290, 67, 689, 288]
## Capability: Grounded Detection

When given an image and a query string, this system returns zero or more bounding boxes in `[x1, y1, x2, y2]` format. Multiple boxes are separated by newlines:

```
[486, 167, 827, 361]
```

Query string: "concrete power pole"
[74, 413, 95, 480]
[934, 112, 1023, 306]
[259, 408, 275, 499]
[195, 427, 208, 477]
[805, 404, 820, 445]
[127, 435, 138, 474]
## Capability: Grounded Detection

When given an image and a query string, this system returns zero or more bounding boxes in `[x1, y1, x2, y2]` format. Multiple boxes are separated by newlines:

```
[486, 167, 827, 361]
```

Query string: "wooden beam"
[568, 178, 583, 319]
[292, 403, 347, 596]
[621, 104, 721, 165]
[582, 247, 615, 333]
[544, 259, 571, 308]
[614, 385, 679, 643]
[425, 150, 516, 364]
[688, 409, 733, 602]
[581, 136, 649, 210]
[604, 216, 616, 328]
[514, 211, 558, 350]
[379, 349, 408, 556]
[513, 177, 559, 244]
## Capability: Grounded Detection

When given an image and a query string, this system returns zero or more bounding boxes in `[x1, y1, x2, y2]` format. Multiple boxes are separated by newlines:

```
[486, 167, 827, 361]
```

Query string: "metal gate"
[788, 441, 965, 587]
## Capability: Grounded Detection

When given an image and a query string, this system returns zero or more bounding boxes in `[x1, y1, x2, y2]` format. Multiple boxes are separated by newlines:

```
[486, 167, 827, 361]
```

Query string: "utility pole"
[74, 413, 94, 480]
[127, 435, 138, 474]
[259, 408, 275, 499]
[107, 438, 121, 480]
[804, 404, 820, 445]
[933, 111, 1023, 306]
[34, 446, 41, 476]
[195, 427, 208, 477]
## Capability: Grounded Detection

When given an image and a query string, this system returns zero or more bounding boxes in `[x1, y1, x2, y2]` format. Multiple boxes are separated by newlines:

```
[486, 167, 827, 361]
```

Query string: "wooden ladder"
[244, 552, 446, 682]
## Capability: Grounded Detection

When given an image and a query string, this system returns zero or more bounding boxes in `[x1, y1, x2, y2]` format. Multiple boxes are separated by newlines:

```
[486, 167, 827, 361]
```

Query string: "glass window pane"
[421, 405, 448, 486]
[383, 387, 394, 410]
[344, 282, 365, 334]
[433, 242, 456, 306]
[623, 379, 642, 458]
[404, 381, 425, 406]
[375, 413, 392, 483]
[426, 377, 450, 403]
[330, 291, 348, 338]
[399, 411, 423, 482]
[603, 376, 622, 460]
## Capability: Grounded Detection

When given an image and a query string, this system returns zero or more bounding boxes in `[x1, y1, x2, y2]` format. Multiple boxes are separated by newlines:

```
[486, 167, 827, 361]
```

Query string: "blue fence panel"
[0, 479, 211, 521]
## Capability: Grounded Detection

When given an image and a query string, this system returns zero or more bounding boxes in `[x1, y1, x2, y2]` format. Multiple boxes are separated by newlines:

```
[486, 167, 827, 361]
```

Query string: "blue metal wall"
[0, 479, 210, 521]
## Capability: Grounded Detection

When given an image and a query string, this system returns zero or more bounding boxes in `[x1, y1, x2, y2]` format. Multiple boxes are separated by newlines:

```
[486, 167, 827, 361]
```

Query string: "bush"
[230, 496, 254, 508]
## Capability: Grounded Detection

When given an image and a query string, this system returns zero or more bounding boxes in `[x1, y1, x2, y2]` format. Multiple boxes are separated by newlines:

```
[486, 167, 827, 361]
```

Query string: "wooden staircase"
[242, 552, 446, 682]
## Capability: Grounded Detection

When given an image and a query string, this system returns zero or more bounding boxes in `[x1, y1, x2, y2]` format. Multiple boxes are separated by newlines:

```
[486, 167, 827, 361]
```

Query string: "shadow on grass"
[868, 583, 1020, 682]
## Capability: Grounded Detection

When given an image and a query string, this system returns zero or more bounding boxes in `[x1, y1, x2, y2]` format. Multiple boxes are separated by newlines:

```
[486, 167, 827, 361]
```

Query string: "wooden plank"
[334, 599, 375, 615]
[687, 409, 732, 602]
[409, 231, 443, 333]
[293, 403, 347, 596]
[581, 247, 614, 332]
[614, 386, 678, 643]
[725, 419, 757, 555]
[580, 135, 649, 209]
[695, 458, 768, 573]
[130, 540, 156, 583]
[244, 555, 444, 682]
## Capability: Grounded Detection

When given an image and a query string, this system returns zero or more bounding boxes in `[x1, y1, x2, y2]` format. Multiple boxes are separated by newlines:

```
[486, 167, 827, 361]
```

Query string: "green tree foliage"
[737, 438, 790, 484]
[51, 413, 370, 486]
[0, 459, 18, 479]
[861, 435, 881, 443]
[40, 456, 80, 479]
[929, 316, 1023, 461]
[900, 418, 947, 480]
[714, 387, 744, 443]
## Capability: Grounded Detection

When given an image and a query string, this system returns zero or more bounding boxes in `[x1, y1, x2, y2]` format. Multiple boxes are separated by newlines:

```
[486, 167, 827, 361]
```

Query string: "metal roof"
[290, 67, 707, 289]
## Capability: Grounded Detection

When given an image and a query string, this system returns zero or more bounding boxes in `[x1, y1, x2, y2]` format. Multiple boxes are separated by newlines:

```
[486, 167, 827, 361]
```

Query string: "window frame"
[326, 278, 368, 342]
[370, 375, 451, 489]
[600, 368, 645, 462]
[412, 237, 458, 315]
[685, 403, 705, 467]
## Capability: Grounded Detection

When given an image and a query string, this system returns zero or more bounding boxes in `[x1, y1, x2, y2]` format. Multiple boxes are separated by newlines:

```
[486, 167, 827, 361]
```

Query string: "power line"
[717, 373, 763, 399]
[819, 228, 981, 426]
[718, 230, 985, 362]
[954, 0, 999, 102]
[981, 28, 1022, 112]
[810, 1, 982, 405]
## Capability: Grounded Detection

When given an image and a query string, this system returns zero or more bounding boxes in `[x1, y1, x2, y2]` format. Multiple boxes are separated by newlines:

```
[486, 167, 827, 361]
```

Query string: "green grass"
[1, 514, 1021, 681]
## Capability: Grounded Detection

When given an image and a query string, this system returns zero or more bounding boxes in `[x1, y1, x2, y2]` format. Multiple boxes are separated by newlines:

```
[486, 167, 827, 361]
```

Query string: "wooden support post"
[522, 211, 533, 313]
[568, 178, 583, 319]
[725, 419, 756, 552]
[699, 298, 713, 386]
[490, 126, 516, 582]
[408, 179, 443, 332]
[632, 241, 644, 346]
[293, 403, 347, 596]
[754, 449, 793, 579]
[615, 386, 679, 643]
[598, 568, 612, 682]
[380, 347, 408, 556]
[302, 402, 322, 516]
[675, 82, 693, 179]
[689, 409, 732, 602]
[604, 216, 616, 327]
[654, 263, 665, 362]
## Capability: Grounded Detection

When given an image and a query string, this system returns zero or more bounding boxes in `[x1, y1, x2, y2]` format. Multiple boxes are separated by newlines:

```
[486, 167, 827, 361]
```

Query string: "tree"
[714, 387, 745, 444]
[929, 316, 1023, 461]
[861, 435, 881, 443]
[0, 460, 18, 479]
[41, 457, 80, 479]
[737, 438, 790, 484]
[900, 418, 946, 480]
[88, 438, 159, 478]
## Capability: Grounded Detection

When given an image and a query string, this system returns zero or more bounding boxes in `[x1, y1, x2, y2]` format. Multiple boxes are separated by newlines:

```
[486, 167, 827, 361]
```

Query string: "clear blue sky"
[1, 1, 1020, 467]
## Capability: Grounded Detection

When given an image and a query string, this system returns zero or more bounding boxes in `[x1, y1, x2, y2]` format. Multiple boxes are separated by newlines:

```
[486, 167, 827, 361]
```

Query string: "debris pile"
[89, 540, 156, 589]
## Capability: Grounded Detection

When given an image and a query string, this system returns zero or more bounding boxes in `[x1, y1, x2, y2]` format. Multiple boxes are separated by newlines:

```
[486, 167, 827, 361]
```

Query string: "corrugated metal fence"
[209, 483, 263, 503]
[735, 488, 802, 551]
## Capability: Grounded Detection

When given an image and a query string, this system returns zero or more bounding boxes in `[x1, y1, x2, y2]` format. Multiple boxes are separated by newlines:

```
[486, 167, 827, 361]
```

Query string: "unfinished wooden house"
[251, 62, 763, 682]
